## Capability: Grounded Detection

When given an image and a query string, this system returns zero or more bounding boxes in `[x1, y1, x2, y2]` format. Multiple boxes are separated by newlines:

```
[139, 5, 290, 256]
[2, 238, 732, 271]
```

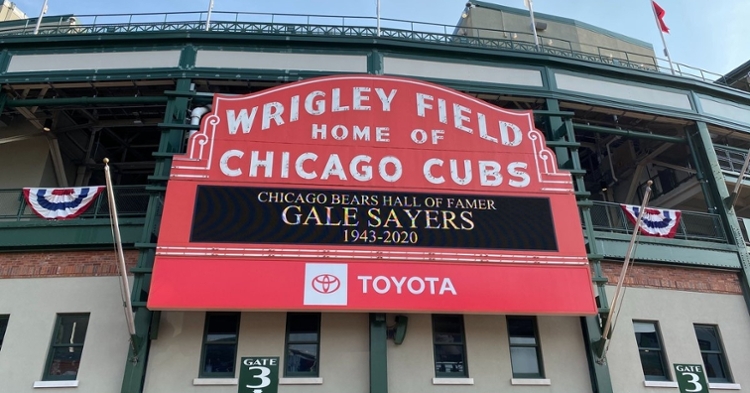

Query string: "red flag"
[652, 1, 669, 33]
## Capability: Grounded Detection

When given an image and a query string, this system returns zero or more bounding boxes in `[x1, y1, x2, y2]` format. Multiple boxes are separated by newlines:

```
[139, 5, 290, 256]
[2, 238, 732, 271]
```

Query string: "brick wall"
[597, 261, 742, 295]
[0, 250, 138, 278]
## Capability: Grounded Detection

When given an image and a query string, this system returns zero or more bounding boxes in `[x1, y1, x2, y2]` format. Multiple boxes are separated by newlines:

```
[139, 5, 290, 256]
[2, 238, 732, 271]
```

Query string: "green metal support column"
[543, 99, 613, 393]
[688, 122, 750, 312]
[369, 313, 388, 393]
[120, 78, 193, 393]
[684, 127, 717, 214]
[368, 50, 384, 75]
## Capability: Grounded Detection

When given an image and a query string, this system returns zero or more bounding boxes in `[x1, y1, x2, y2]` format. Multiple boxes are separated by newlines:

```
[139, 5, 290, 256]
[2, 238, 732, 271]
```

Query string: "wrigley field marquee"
[148, 75, 596, 315]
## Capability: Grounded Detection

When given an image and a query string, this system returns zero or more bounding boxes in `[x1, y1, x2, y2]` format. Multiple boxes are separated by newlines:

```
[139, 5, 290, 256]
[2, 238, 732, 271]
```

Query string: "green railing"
[0, 185, 149, 222]
[0, 10, 728, 85]
[588, 200, 727, 243]
[715, 146, 750, 176]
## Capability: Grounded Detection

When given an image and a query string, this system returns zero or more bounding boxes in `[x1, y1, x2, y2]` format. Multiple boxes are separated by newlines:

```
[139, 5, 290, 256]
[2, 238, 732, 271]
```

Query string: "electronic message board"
[148, 75, 596, 315]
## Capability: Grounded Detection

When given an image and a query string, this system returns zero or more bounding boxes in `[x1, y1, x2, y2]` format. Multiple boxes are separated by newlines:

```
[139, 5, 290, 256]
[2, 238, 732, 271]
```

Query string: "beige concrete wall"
[467, 8, 655, 63]
[0, 277, 132, 392]
[144, 312, 369, 393]
[0, 0, 26, 21]
[387, 314, 591, 393]
[605, 286, 750, 392]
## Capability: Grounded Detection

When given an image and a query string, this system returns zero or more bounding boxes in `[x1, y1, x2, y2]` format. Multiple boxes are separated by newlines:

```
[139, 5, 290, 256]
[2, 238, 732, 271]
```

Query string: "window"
[0, 315, 8, 351]
[43, 314, 90, 381]
[633, 321, 669, 380]
[200, 312, 240, 378]
[694, 324, 732, 383]
[432, 314, 468, 378]
[507, 316, 543, 378]
[284, 313, 321, 377]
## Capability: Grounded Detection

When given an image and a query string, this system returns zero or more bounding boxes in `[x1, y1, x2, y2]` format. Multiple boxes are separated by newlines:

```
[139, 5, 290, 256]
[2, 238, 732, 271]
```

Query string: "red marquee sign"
[148, 75, 596, 315]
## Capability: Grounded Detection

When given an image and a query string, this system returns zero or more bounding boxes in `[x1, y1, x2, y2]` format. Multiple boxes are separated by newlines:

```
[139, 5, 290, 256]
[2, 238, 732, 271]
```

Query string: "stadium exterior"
[0, 2, 749, 393]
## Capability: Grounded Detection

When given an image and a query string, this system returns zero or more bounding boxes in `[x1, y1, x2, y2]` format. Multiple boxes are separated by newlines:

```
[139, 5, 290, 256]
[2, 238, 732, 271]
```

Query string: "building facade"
[0, 4, 749, 393]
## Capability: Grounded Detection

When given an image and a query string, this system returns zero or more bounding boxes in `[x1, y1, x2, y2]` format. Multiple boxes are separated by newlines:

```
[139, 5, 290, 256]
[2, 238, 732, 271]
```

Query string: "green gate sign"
[238, 357, 280, 393]
[674, 363, 709, 393]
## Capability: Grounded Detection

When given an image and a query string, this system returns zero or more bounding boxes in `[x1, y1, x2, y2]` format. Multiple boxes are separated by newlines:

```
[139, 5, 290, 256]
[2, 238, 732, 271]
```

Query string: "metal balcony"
[0, 185, 149, 222]
[0, 10, 728, 85]
[588, 200, 727, 243]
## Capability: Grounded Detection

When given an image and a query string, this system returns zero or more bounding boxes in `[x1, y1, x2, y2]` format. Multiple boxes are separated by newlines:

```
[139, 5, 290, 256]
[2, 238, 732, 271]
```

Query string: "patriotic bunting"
[22, 187, 105, 220]
[620, 204, 682, 238]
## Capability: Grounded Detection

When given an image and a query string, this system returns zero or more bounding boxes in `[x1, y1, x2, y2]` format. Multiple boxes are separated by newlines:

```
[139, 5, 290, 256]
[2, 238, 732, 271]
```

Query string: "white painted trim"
[709, 383, 742, 390]
[192, 378, 238, 386]
[383, 57, 544, 87]
[511, 378, 552, 386]
[278, 377, 323, 385]
[195, 51, 367, 73]
[643, 380, 678, 388]
[33, 380, 79, 388]
[432, 378, 475, 385]
[8, 51, 182, 73]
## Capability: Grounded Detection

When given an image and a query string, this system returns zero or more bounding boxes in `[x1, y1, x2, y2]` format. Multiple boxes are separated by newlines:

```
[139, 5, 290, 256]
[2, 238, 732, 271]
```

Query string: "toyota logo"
[312, 274, 341, 294]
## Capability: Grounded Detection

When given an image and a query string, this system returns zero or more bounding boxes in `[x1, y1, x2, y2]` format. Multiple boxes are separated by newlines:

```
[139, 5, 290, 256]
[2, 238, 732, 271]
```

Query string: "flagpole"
[33, 0, 48, 35]
[376, 0, 381, 37]
[103, 158, 137, 338]
[651, 2, 674, 75]
[524, 0, 539, 48]
[205, 0, 214, 31]
[598, 180, 653, 359]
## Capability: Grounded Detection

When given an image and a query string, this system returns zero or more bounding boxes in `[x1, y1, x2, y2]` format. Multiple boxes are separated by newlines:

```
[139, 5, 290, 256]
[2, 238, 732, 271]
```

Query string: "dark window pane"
[639, 350, 667, 378]
[634, 322, 667, 380]
[508, 318, 536, 340]
[287, 344, 318, 373]
[55, 316, 89, 345]
[635, 331, 660, 349]
[206, 314, 239, 336]
[287, 314, 320, 343]
[434, 345, 466, 375]
[695, 326, 721, 352]
[48, 346, 83, 380]
[0, 316, 8, 350]
[433, 316, 462, 334]
[510, 347, 540, 375]
[201, 313, 239, 377]
[694, 325, 731, 383]
[203, 344, 236, 374]
[702, 353, 728, 381]
[434, 332, 463, 344]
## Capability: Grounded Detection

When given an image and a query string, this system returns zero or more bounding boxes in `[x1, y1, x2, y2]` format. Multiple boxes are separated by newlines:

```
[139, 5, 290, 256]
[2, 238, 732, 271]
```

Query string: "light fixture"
[42, 118, 53, 132]
[600, 181, 609, 193]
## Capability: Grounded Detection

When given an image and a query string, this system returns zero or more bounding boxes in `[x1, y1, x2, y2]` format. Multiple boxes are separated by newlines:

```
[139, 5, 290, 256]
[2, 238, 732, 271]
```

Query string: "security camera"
[466, 2, 476, 8]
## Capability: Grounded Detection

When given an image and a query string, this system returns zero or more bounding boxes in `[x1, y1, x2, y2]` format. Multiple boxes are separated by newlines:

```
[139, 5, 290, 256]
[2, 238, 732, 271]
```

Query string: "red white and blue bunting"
[22, 187, 105, 220]
[620, 204, 682, 238]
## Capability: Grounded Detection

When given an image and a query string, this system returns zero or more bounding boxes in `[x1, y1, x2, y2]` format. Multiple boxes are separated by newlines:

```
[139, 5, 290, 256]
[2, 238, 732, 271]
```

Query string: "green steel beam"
[369, 313, 388, 393]
[685, 128, 718, 212]
[120, 79, 193, 393]
[0, 218, 145, 249]
[581, 316, 613, 393]
[689, 122, 750, 313]
[544, 99, 613, 393]
[533, 109, 575, 118]
[573, 123, 686, 144]
[368, 50, 384, 75]
[6, 96, 168, 107]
